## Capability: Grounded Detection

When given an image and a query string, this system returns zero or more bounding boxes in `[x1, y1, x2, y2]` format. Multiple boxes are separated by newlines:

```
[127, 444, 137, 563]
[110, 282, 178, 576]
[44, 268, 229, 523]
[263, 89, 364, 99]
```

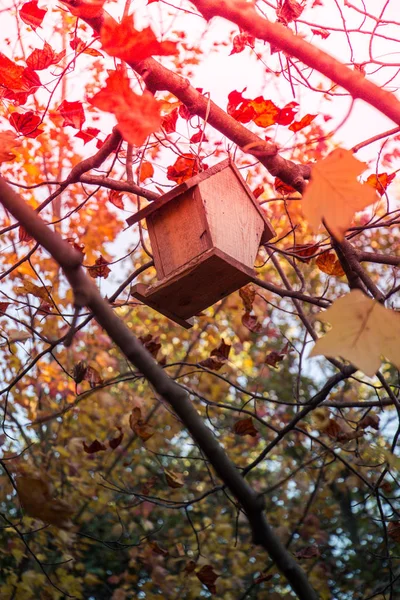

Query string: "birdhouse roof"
[126, 159, 275, 243]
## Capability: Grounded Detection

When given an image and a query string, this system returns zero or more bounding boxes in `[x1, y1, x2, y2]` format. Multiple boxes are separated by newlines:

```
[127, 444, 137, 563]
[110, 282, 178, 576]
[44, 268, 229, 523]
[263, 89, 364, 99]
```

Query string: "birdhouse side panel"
[147, 187, 212, 279]
[198, 168, 265, 269]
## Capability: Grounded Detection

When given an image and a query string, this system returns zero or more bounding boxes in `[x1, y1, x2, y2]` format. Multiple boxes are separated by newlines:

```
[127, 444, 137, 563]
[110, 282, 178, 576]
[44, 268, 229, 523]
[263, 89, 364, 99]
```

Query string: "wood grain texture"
[131, 248, 255, 325]
[198, 168, 264, 268]
[126, 160, 275, 245]
[148, 187, 211, 278]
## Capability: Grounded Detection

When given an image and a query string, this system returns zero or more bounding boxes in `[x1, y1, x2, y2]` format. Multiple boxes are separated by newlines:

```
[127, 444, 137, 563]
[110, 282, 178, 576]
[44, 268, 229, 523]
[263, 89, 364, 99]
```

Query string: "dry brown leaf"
[16, 475, 74, 529]
[316, 252, 345, 277]
[164, 468, 184, 489]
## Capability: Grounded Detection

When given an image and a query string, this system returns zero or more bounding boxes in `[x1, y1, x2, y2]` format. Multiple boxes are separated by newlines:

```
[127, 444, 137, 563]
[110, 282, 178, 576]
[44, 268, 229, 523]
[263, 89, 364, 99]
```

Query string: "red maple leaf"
[89, 68, 162, 146]
[229, 32, 255, 55]
[74, 127, 100, 144]
[19, 0, 47, 30]
[227, 89, 255, 123]
[167, 153, 203, 184]
[276, 101, 299, 125]
[100, 14, 178, 63]
[88, 255, 111, 279]
[9, 111, 43, 138]
[289, 113, 317, 132]
[26, 42, 65, 71]
[162, 107, 179, 133]
[58, 100, 86, 129]
[0, 52, 26, 92]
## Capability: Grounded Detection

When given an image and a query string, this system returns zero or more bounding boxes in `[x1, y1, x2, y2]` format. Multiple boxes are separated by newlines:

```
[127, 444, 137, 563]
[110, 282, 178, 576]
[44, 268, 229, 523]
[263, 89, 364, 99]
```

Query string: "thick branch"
[60, 1, 311, 192]
[0, 175, 318, 600]
[192, 0, 400, 125]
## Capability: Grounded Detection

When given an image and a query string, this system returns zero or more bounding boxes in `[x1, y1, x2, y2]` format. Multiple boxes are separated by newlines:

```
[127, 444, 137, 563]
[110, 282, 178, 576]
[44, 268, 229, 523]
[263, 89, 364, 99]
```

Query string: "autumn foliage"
[0, 1, 400, 599]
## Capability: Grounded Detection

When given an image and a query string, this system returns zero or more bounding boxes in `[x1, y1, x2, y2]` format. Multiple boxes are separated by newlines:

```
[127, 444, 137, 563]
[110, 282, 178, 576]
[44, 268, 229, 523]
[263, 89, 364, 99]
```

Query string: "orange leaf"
[100, 14, 178, 63]
[58, 99, 85, 129]
[249, 97, 280, 127]
[239, 284, 256, 312]
[190, 130, 208, 144]
[89, 68, 162, 146]
[10, 111, 43, 138]
[0, 130, 21, 164]
[139, 161, 154, 182]
[70, 36, 103, 57]
[366, 172, 396, 196]
[18, 226, 34, 243]
[164, 468, 185, 489]
[287, 243, 319, 262]
[289, 113, 317, 132]
[274, 177, 296, 195]
[162, 107, 179, 133]
[129, 407, 155, 441]
[315, 252, 345, 277]
[108, 189, 125, 209]
[26, 42, 65, 70]
[19, 0, 47, 30]
[233, 417, 258, 437]
[252, 185, 264, 199]
[0, 52, 26, 92]
[311, 28, 330, 39]
[16, 474, 73, 529]
[302, 148, 377, 240]
[323, 419, 343, 439]
[88, 255, 111, 279]
[166, 153, 201, 184]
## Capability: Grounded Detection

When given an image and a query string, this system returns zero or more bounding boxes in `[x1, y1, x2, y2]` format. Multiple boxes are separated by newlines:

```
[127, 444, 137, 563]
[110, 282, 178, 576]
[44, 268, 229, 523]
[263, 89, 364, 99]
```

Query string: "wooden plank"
[199, 168, 265, 268]
[228, 161, 276, 243]
[148, 187, 211, 278]
[132, 284, 194, 328]
[131, 248, 254, 322]
[126, 159, 231, 228]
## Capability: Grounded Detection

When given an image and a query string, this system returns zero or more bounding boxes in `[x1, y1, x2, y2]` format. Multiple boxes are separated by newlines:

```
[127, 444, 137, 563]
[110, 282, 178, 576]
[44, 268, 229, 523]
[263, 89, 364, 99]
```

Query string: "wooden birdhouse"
[126, 159, 275, 328]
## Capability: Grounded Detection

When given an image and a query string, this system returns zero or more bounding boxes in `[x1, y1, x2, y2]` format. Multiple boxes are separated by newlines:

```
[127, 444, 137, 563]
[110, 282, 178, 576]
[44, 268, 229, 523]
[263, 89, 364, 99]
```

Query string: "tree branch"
[0, 175, 319, 600]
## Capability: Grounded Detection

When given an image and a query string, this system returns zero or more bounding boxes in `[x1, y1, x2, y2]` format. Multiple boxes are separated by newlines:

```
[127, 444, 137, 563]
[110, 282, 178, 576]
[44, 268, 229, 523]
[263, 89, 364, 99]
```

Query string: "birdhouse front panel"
[147, 186, 211, 279]
[197, 167, 265, 269]
[127, 159, 276, 328]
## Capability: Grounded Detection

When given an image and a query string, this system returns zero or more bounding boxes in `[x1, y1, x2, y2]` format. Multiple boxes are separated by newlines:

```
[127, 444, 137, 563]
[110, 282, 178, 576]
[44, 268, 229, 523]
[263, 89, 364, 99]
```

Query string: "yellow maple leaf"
[309, 290, 400, 377]
[302, 148, 377, 240]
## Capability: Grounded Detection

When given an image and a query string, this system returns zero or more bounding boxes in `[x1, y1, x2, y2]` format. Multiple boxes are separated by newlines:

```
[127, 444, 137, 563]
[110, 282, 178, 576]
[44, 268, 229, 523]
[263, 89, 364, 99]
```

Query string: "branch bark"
[192, 0, 400, 125]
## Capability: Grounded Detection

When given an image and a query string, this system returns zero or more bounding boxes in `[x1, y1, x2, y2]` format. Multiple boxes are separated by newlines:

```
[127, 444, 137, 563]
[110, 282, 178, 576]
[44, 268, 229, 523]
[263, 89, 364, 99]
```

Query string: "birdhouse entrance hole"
[126, 159, 275, 328]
